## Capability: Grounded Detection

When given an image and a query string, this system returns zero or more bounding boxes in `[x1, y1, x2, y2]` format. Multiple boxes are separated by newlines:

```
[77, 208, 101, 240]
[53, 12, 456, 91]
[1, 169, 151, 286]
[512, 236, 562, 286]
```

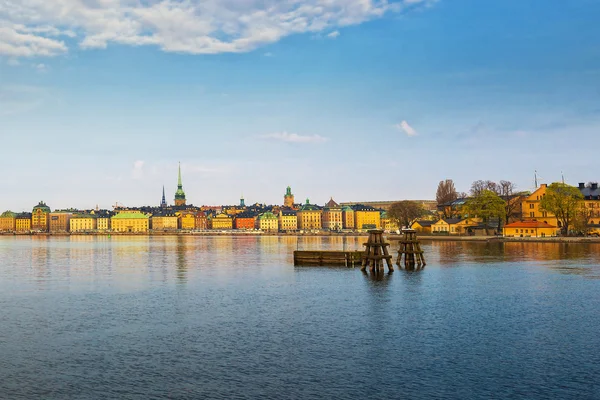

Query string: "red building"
[195, 211, 208, 230]
[234, 214, 256, 230]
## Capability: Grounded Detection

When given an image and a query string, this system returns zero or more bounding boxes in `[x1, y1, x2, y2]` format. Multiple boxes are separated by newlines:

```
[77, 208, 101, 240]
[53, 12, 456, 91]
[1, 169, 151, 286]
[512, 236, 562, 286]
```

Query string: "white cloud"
[131, 160, 145, 179]
[395, 120, 418, 136]
[33, 63, 47, 72]
[262, 131, 328, 144]
[0, 0, 434, 58]
[327, 30, 340, 39]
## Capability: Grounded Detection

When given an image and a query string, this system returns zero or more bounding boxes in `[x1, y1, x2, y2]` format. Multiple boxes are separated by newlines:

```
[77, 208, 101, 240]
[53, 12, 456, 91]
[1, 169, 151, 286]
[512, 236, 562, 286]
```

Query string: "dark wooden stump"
[397, 229, 426, 270]
[361, 230, 393, 272]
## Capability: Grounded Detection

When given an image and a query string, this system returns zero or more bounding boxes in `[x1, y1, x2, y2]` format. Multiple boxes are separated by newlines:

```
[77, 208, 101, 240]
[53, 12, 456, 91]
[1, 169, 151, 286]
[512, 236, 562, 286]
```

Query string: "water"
[1, 236, 600, 399]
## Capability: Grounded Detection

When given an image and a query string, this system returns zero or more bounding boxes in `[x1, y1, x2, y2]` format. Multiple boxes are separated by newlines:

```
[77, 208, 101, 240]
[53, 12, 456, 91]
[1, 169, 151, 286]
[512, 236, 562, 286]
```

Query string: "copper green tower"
[174, 162, 186, 206]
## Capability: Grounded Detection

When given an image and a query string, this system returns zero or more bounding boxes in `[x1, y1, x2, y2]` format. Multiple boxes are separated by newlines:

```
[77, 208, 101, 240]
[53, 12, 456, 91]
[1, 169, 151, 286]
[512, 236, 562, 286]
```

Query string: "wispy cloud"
[0, 0, 435, 58]
[33, 63, 47, 73]
[395, 120, 418, 136]
[263, 52, 274, 57]
[327, 30, 340, 39]
[261, 131, 328, 144]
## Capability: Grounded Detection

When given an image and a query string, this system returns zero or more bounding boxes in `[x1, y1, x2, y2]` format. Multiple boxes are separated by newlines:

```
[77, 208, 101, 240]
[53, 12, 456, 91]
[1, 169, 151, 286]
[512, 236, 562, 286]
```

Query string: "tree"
[388, 201, 424, 229]
[436, 179, 458, 205]
[470, 180, 499, 196]
[539, 183, 584, 235]
[497, 180, 522, 224]
[572, 205, 591, 236]
[464, 190, 507, 231]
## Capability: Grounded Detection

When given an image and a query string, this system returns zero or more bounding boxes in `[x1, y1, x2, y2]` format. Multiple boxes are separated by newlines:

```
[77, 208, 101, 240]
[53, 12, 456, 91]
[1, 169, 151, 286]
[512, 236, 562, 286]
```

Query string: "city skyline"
[2, 0, 600, 211]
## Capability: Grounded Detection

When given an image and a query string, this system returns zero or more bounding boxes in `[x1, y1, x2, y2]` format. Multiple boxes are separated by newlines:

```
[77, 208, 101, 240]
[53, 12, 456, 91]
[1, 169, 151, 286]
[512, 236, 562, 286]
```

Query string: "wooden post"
[362, 230, 394, 272]
[397, 229, 426, 270]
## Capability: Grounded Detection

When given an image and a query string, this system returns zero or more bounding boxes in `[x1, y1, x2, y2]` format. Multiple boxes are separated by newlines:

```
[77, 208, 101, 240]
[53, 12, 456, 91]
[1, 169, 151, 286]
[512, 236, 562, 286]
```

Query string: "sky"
[1, 0, 599, 212]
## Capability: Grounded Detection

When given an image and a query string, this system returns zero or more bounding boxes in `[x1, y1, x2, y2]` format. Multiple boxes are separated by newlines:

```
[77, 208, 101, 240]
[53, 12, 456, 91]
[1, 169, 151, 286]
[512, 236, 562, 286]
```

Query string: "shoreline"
[1, 232, 599, 243]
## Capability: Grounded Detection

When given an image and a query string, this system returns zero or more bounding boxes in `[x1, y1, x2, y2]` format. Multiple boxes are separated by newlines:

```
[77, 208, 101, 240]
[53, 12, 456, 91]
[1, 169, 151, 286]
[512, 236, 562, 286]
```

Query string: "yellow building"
[503, 221, 558, 237]
[111, 211, 149, 233]
[31, 201, 51, 231]
[258, 211, 279, 232]
[97, 217, 110, 231]
[521, 184, 556, 225]
[353, 204, 381, 230]
[16, 213, 32, 232]
[178, 211, 196, 230]
[279, 210, 298, 231]
[151, 212, 179, 230]
[432, 218, 479, 235]
[322, 198, 343, 231]
[209, 213, 233, 230]
[0, 211, 16, 231]
[410, 220, 434, 234]
[70, 215, 97, 232]
[342, 206, 355, 229]
[297, 199, 322, 230]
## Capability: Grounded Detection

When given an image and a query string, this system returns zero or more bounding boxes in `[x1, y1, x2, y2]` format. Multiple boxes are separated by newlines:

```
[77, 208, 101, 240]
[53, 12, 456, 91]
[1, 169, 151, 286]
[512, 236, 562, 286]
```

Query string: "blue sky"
[1, 0, 599, 211]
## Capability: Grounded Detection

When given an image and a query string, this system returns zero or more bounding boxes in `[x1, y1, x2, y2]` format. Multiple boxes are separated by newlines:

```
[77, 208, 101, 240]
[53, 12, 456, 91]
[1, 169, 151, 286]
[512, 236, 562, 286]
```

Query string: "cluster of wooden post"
[361, 230, 394, 272]
[361, 229, 426, 273]
[397, 229, 426, 270]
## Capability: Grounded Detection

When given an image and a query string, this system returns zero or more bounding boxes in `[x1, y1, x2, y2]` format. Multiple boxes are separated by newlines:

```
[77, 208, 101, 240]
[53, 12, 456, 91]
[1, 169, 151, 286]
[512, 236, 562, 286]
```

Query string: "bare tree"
[388, 201, 425, 229]
[470, 180, 499, 196]
[436, 179, 458, 205]
[497, 180, 521, 224]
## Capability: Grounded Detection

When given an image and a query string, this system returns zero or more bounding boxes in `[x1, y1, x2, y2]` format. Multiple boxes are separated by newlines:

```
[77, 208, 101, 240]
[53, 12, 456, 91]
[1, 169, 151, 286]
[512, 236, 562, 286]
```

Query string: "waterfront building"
[178, 210, 196, 230]
[0, 211, 16, 232]
[234, 213, 256, 230]
[297, 199, 322, 230]
[503, 221, 558, 238]
[284, 186, 295, 208]
[431, 218, 479, 235]
[111, 211, 149, 233]
[520, 184, 556, 226]
[15, 213, 32, 232]
[195, 211, 208, 230]
[322, 198, 343, 231]
[209, 213, 233, 230]
[151, 211, 178, 230]
[352, 204, 381, 230]
[257, 211, 279, 232]
[579, 182, 600, 224]
[279, 209, 298, 232]
[174, 163, 186, 207]
[49, 212, 73, 233]
[410, 220, 434, 234]
[342, 206, 355, 229]
[97, 216, 110, 231]
[31, 201, 51, 231]
[70, 214, 97, 232]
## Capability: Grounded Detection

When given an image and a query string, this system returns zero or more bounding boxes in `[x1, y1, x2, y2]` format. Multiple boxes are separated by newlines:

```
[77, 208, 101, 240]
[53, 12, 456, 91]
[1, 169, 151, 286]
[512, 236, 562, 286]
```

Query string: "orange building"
[195, 211, 208, 230]
[234, 213, 256, 230]
[503, 221, 558, 238]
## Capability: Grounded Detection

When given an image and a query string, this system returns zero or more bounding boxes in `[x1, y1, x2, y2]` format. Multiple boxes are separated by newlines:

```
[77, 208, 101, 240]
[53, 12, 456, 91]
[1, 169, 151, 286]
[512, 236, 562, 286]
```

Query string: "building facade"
[353, 204, 381, 230]
[342, 206, 355, 229]
[322, 198, 342, 231]
[297, 199, 322, 230]
[503, 221, 558, 237]
[111, 211, 149, 233]
[0, 211, 16, 231]
[151, 212, 178, 230]
[70, 215, 97, 232]
[234, 213, 256, 230]
[195, 211, 208, 230]
[178, 211, 196, 230]
[31, 201, 51, 231]
[49, 212, 72, 233]
[279, 210, 298, 231]
[15, 213, 32, 232]
[257, 211, 278, 232]
[210, 213, 233, 230]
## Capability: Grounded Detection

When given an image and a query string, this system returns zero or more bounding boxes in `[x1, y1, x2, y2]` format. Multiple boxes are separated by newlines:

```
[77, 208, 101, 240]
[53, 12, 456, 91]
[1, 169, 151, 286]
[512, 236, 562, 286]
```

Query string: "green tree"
[464, 190, 507, 231]
[539, 182, 584, 235]
[388, 201, 424, 229]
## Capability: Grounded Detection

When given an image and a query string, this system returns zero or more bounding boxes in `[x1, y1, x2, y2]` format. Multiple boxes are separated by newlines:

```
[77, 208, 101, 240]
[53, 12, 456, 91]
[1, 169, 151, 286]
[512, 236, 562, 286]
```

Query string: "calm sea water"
[1, 236, 600, 399]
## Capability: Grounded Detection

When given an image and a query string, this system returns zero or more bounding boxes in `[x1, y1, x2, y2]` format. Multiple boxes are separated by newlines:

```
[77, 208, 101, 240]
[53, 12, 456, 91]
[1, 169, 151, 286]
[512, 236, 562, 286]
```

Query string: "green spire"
[177, 162, 182, 188]
[286, 186, 292, 196]
[174, 162, 186, 201]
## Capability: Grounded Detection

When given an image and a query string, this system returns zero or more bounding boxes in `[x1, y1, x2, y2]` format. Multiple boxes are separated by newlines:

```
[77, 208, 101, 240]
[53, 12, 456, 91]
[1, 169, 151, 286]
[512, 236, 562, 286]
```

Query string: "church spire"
[161, 185, 167, 208]
[174, 162, 187, 206]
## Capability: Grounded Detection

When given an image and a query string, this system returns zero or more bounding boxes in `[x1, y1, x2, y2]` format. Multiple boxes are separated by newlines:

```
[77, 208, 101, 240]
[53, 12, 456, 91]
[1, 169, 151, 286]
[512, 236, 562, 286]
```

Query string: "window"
[530, 204, 534, 209]
[530, 212, 535, 218]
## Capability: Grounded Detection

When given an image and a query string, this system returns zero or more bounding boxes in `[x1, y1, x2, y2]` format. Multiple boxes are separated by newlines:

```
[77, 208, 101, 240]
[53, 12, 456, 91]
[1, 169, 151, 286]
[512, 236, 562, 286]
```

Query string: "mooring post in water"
[361, 230, 394, 272]
[397, 229, 426, 270]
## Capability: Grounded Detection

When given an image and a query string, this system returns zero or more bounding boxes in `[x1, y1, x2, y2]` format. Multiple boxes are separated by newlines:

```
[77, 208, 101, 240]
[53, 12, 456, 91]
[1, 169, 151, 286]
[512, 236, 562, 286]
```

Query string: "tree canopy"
[436, 179, 458, 205]
[539, 183, 584, 235]
[387, 201, 424, 229]
[464, 190, 507, 226]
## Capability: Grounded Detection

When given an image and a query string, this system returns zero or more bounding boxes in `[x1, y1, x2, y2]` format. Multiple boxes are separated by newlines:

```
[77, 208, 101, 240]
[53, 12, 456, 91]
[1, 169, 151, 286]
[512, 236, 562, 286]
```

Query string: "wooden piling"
[397, 229, 426, 270]
[361, 230, 394, 272]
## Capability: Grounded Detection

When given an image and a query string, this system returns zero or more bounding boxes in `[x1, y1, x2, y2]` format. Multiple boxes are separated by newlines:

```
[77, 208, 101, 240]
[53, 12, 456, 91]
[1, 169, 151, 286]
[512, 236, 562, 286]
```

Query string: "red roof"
[505, 221, 556, 229]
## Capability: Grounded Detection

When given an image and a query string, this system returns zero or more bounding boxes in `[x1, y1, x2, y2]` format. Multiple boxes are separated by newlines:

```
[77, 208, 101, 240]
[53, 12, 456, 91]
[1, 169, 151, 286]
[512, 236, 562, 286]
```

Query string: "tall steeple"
[174, 162, 187, 206]
[161, 185, 167, 208]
